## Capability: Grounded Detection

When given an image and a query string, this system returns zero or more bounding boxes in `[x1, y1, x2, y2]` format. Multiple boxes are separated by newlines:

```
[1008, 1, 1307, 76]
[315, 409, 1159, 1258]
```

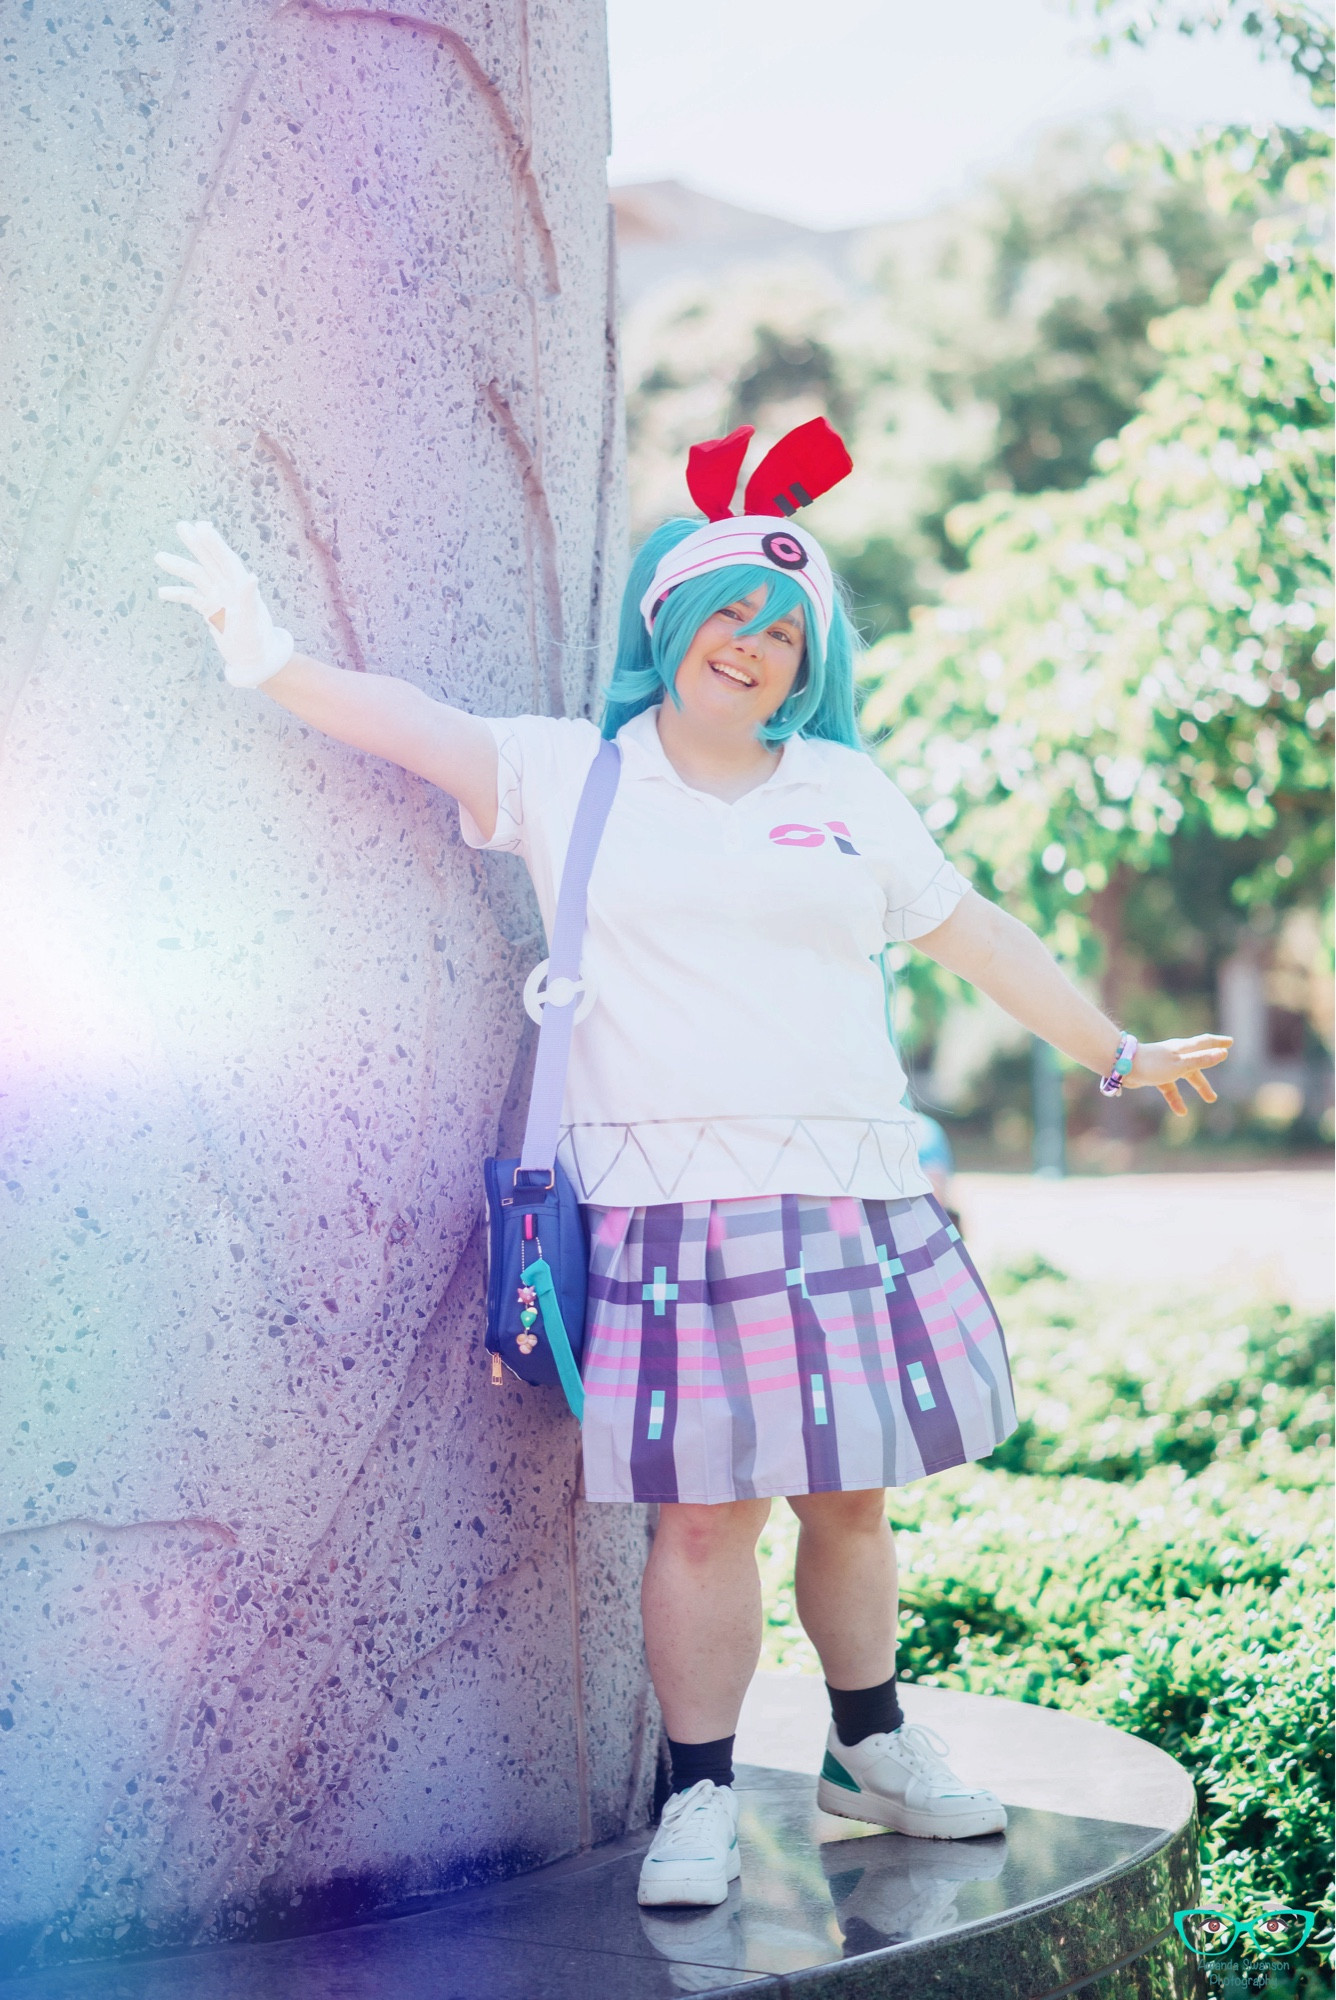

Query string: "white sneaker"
[638, 1884, 747, 1990]
[637, 1780, 742, 1907]
[816, 1722, 1008, 1840]
[822, 1828, 1008, 1950]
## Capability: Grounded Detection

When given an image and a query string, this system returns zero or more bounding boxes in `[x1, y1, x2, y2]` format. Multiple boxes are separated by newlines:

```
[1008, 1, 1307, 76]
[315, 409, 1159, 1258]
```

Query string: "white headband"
[639, 516, 834, 648]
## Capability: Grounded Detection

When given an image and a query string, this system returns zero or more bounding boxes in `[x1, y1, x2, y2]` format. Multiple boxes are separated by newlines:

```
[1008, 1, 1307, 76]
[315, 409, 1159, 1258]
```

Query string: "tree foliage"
[623, 126, 1249, 638]
[1083, 0, 1334, 109]
[859, 142, 1333, 975]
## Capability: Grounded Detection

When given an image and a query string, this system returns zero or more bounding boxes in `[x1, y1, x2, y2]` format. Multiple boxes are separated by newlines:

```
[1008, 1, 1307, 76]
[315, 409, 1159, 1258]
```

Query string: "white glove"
[155, 521, 295, 687]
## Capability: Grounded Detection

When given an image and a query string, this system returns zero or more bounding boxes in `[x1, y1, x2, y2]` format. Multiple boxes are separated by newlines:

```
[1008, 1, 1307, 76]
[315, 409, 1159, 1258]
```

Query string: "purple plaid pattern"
[581, 1193, 1016, 1505]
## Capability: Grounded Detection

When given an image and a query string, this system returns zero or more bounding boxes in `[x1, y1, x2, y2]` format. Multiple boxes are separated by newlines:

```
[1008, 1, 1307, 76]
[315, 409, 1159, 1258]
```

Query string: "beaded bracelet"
[1099, 1031, 1138, 1097]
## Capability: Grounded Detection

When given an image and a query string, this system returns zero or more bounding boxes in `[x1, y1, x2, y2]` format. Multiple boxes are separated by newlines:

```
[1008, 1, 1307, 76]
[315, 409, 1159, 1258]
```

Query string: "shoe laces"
[891, 1724, 973, 1795]
[656, 1780, 730, 1848]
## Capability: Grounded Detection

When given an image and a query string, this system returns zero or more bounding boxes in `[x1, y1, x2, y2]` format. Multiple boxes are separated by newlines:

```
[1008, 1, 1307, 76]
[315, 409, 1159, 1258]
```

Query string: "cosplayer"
[156, 420, 1230, 1912]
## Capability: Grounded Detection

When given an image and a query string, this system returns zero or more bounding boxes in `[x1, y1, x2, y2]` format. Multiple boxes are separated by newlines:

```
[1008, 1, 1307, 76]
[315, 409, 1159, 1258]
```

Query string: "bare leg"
[641, 1498, 772, 1740]
[787, 1489, 897, 1689]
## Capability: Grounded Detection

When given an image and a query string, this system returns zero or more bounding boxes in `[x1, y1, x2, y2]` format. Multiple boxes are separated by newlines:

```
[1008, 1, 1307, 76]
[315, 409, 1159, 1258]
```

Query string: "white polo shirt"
[460, 705, 970, 1208]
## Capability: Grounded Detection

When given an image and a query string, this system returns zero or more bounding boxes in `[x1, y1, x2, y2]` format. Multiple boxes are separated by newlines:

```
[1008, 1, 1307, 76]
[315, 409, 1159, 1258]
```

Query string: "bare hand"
[1126, 1035, 1233, 1116]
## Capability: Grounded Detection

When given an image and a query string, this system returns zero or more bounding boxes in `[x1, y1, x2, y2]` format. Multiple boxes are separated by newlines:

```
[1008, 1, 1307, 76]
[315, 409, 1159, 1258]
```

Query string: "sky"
[606, 0, 1320, 229]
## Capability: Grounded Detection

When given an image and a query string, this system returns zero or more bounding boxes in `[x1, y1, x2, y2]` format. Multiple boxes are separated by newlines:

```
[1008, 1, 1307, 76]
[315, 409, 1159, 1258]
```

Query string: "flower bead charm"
[516, 1331, 538, 1355]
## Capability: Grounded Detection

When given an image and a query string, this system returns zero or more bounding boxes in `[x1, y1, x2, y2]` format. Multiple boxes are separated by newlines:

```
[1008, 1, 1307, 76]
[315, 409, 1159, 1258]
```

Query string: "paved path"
[953, 1170, 1332, 1309]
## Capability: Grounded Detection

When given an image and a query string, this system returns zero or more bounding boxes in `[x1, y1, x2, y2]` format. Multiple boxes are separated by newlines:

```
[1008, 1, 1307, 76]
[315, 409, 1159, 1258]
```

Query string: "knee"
[789, 1489, 888, 1540]
[655, 1500, 768, 1568]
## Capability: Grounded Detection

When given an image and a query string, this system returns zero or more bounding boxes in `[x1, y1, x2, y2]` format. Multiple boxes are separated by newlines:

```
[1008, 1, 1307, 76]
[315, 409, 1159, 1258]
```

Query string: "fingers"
[154, 553, 207, 589]
[157, 523, 248, 627]
[176, 520, 248, 583]
[1133, 1036, 1231, 1117]
[1156, 1067, 1216, 1114]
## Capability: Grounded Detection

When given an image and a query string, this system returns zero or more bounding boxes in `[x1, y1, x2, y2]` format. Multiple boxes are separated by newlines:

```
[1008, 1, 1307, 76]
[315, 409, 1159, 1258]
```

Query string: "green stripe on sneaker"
[820, 1748, 860, 1791]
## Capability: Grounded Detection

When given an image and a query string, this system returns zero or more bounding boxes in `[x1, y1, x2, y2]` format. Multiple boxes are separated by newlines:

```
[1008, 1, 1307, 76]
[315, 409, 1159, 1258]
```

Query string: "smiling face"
[671, 585, 806, 734]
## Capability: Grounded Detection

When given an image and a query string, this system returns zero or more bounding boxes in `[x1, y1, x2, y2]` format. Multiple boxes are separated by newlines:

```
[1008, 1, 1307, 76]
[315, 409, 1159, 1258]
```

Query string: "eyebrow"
[734, 598, 803, 633]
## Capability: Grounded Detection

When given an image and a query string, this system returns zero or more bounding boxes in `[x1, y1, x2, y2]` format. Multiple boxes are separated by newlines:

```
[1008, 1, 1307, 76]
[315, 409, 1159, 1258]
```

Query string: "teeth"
[712, 661, 755, 687]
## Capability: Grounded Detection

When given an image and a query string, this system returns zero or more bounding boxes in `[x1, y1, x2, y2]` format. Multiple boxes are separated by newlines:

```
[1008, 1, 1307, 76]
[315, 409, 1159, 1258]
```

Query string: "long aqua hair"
[600, 518, 863, 748]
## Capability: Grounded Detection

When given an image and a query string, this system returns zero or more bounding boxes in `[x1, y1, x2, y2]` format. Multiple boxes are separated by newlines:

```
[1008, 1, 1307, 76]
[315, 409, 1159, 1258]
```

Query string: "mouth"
[709, 659, 757, 689]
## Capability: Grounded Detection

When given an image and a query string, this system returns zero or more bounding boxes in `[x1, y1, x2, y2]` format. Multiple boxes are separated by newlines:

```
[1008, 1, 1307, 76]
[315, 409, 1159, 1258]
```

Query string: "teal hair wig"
[600, 517, 863, 749]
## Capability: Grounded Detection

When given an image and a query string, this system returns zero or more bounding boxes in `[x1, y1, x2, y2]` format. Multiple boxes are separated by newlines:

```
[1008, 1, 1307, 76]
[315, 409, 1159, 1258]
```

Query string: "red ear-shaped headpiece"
[684, 417, 852, 521]
[744, 417, 853, 517]
[685, 425, 754, 522]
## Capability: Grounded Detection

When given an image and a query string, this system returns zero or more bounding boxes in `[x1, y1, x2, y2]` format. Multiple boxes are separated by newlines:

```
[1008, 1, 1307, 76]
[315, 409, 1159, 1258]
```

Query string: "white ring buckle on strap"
[523, 958, 597, 1026]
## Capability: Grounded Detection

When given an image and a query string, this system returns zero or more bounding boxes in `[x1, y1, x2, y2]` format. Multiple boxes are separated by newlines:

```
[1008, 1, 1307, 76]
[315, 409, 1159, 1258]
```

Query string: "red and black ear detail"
[685, 425, 754, 521]
[743, 417, 853, 518]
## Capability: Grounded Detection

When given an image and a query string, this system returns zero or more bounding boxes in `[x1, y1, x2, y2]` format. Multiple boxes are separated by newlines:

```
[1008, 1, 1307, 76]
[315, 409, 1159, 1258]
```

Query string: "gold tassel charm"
[490, 1352, 503, 1386]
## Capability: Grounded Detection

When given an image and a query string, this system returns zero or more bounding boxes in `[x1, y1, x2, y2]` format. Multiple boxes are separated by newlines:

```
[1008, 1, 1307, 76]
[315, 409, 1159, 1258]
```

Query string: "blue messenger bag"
[483, 738, 621, 1420]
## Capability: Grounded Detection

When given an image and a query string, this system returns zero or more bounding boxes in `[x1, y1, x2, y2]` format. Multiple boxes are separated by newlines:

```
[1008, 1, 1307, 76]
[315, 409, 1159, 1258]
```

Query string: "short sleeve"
[458, 714, 602, 859]
[858, 760, 971, 943]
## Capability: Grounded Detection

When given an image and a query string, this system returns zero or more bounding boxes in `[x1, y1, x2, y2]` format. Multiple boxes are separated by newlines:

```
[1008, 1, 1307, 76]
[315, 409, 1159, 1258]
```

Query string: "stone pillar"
[0, 0, 652, 1972]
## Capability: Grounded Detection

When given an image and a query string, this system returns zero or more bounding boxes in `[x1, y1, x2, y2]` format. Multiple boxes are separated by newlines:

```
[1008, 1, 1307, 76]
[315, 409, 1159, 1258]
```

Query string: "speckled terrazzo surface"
[0, 0, 651, 1968]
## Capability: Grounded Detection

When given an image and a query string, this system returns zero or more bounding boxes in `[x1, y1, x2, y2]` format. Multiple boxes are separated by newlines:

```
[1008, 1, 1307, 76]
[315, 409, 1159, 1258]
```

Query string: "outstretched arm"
[156, 522, 499, 840]
[915, 889, 1231, 1115]
[261, 655, 498, 837]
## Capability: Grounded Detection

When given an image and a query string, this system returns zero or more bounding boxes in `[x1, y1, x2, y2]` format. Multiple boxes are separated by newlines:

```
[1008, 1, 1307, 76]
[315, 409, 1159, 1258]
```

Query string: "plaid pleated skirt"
[580, 1192, 1017, 1505]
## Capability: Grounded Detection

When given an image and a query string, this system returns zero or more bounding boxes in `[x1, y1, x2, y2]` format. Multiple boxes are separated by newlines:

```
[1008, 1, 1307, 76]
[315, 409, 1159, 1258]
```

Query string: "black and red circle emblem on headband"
[760, 529, 808, 571]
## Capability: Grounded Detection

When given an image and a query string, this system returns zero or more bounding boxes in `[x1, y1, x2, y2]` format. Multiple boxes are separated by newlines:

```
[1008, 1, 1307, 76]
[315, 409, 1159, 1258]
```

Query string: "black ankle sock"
[826, 1674, 903, 1747]
[666, 1733, 735, 1793]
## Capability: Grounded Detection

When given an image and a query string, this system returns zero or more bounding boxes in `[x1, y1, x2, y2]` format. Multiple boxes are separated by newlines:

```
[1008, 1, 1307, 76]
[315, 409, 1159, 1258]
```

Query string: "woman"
[156, 420, 1230, 1913]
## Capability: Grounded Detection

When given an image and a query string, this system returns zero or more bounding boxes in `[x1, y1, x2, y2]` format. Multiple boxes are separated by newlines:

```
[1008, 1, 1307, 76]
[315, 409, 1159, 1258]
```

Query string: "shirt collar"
[615, 703, 815, 796]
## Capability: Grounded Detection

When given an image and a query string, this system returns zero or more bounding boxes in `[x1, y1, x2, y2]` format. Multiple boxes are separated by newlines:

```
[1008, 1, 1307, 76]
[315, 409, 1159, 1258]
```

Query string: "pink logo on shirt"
[769, 820, 859, 854]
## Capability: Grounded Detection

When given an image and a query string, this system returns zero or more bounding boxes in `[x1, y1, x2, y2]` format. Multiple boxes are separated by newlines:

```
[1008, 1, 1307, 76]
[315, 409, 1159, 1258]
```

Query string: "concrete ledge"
[2, 1684, 1202, 2000]
[738, 1673, 1196, 1831]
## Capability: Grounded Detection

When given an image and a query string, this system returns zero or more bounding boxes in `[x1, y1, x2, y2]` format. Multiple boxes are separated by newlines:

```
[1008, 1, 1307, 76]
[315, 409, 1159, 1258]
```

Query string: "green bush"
[757, 1272, 1335, 1942]
[883, 1460, 1332, 1925]
[987, 1265, 1334, 1479]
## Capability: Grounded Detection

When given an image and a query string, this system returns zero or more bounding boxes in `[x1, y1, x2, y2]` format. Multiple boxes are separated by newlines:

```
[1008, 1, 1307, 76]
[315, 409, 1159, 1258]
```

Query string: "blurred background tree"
[623, 125, 1251, 638]
[618, 0, 1334, 1165]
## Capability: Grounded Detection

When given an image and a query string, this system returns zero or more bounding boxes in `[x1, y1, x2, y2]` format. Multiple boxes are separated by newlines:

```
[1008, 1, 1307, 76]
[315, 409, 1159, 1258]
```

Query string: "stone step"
[3, 1679, 1203, 1999]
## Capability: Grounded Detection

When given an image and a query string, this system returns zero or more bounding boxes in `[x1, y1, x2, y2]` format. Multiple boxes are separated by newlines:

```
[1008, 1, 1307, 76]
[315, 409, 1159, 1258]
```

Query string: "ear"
[743, 417, 852, 516]
[686, 425, 754, 521]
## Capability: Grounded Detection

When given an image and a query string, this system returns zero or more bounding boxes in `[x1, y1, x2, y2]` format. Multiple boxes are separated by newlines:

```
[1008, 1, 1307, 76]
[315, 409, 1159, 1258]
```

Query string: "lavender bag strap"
[517, 737, 621, 1177]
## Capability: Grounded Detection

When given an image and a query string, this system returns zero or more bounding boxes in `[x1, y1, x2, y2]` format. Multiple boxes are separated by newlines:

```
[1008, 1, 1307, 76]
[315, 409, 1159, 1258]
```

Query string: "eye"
[769, 626, 795, 645]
